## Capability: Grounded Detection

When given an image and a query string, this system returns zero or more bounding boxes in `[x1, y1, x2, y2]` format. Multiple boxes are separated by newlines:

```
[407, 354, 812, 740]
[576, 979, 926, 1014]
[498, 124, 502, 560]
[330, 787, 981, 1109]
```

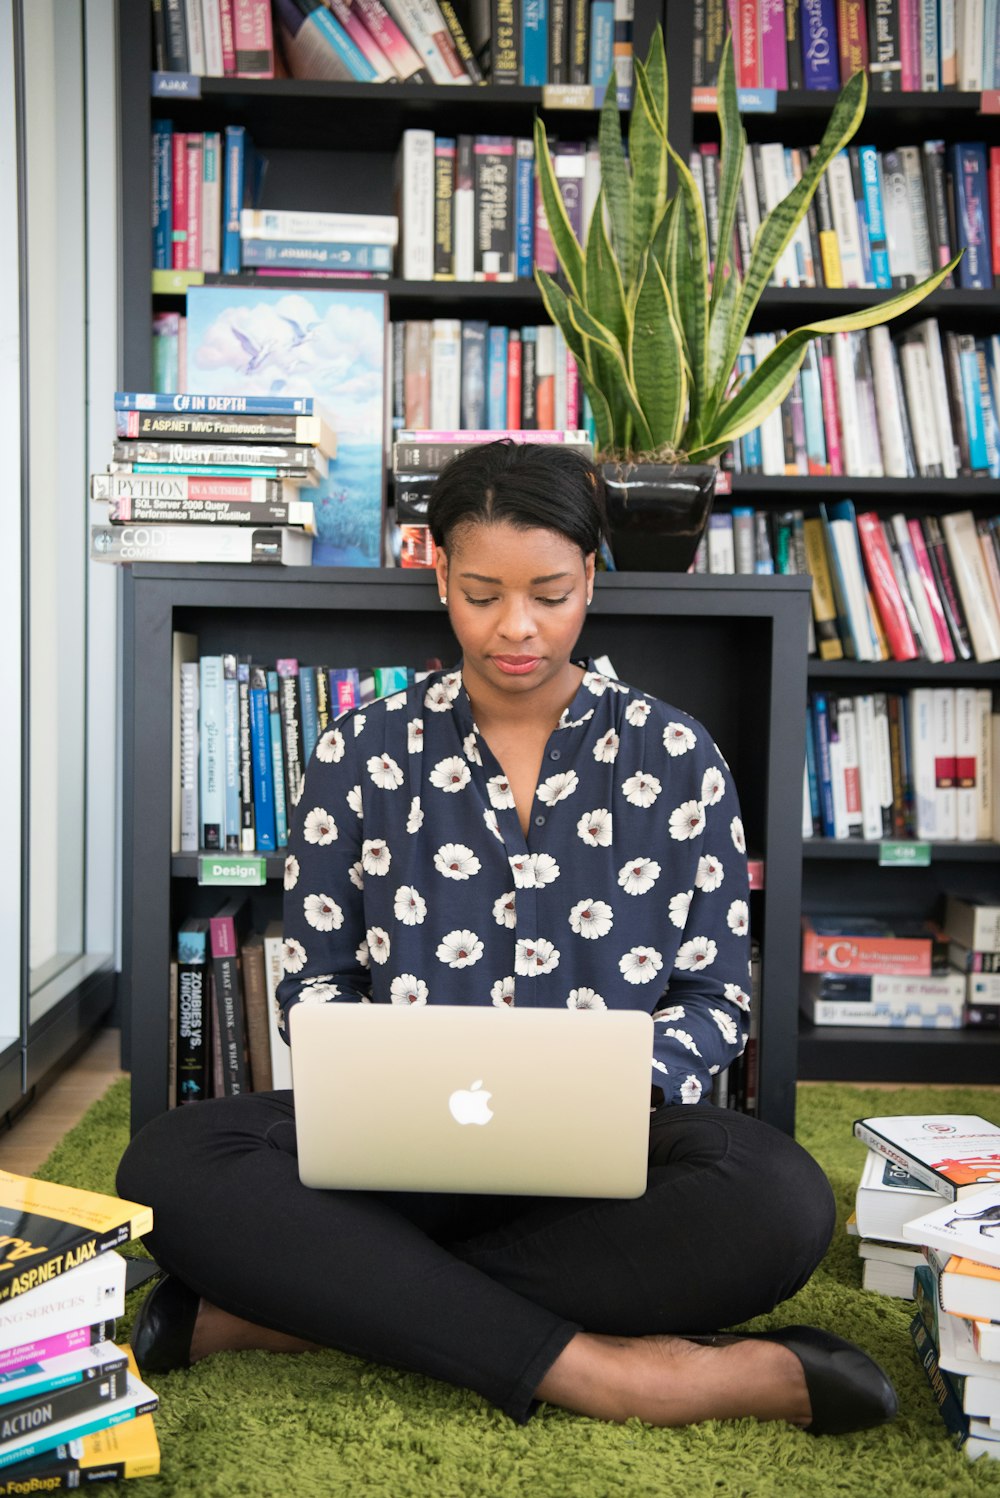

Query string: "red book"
[836, 0, 868, 81]
[990, 148, 1000, 291]
[908, 517, 956, 662]
[506, 331, 522, 430]
[801, 916, 945, 976]
[856, 512, 919, 661]
[232, 0, 274, 78]
[818, 338, 844, 476]
[737, 0, 760, 86]
[171, 131, 188, 270]
[218, 0, 237, 73]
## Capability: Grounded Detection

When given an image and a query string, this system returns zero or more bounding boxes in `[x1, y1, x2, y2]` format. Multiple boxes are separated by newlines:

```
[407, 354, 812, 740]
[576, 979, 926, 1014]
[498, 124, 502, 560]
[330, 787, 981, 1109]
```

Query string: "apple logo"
[448, 1079, 494, 1126]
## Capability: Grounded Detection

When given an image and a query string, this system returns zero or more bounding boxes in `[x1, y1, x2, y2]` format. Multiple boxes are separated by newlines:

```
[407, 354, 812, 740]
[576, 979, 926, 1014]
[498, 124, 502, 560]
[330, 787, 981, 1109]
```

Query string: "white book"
[861, 1257, 919, 1298]
[200, 0, 225, 76]
[758, 143, 799, 286]
[956, 685, 980, 843]
[263, 920, 293, 1089]
[900, 146, 934, 282]
[898, 338, 943, 477]
[833, 332, 866, 476]
[827, 700, 850, 839]
[395, 131, 435, 281]
[179, 659, 199, 855]
[857, 1114, 1000, 1201]
[873, 692, 894, 831]
[942, 511, 1000, 663]
[453, 138, 475, 283]
[802, 759, 814, 839]
[836, 696, 864, 838]
[974, 1323, 1000, 1363]
[854, 693, 885, 841]
[536, 325, 555, 421]
[381, 0, 471, 81]
[958, 0, 984, 88]
[786, 147, 816, 285]
[976, 687, 993, 840]
[240, 210, 399, 245]
[856, 1148, 938, 1243]
[753, 333, 785, 473]
[183, 0, 207, 74]
[920, 0, 940, 88]
[853, 332, 885, 477]
[707, 513, 735, 574]
[931, 686, 958, 840]
[908, 687, 938, 838]
[91, 525, 314, 567]
[869, 326, 909, 477]
[429, 319, 462, 431]
[200, 131, 221, 274]
[827, 150, 866, 289]
[914, 318, 959, 479]
[582, 142, 601, 245]
[904, 1183, 1000, 1272]
[0, 1255, 127, 1354]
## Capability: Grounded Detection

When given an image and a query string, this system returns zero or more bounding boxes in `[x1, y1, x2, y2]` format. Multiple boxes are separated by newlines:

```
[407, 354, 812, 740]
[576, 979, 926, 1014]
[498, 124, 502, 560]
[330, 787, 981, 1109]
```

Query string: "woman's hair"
[426, 440, 610, 555]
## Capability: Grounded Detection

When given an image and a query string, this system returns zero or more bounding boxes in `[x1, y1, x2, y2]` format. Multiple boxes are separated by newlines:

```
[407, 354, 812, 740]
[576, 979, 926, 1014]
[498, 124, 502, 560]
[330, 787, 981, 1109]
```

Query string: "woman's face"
[436, 519, 595, 701]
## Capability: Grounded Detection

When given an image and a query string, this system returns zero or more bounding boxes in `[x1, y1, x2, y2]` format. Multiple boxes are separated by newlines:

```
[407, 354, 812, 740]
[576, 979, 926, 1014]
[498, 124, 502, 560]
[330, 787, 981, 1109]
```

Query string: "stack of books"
[0, 1171, 160, 1487]
[390, 428, 594, 568]
[944, 894, 1000, 1028]
[90, 392, 336, 567]
[799, 914, 965, 1029]
[854, 1114, 1000, 1463]
[848, 1145, 938, 1297]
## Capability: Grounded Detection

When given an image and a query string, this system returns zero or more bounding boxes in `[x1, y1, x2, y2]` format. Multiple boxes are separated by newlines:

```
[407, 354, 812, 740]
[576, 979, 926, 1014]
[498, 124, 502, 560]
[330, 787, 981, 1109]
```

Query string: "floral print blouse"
[276, 660, 752, 1106]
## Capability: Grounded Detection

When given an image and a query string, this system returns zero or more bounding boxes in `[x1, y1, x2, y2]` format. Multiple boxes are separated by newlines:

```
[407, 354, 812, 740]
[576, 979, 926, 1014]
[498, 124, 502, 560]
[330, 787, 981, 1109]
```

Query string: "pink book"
[818, 343, 844, 476]
[171, 132, 188, 270]
[218, 0, 237, 74]
[908, 518, 956, 661]
[0, 1323, 113, 1376]
[898, 0, 921, 91]
[565, 351, 580, 429]
[232, 0, 274, 78]
[184, 134, 203, 271]
[327, 0, 396, 81]
[533, 177, 557, 275]
[856, 512, 919, 661]
[759, 0, 787, 88]
[352, 0, 425, 80]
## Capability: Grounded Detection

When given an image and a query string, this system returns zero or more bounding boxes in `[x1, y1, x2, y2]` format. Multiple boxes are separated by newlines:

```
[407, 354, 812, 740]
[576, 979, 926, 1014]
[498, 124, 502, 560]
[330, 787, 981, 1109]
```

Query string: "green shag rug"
[36, 1079, 1000, 1497]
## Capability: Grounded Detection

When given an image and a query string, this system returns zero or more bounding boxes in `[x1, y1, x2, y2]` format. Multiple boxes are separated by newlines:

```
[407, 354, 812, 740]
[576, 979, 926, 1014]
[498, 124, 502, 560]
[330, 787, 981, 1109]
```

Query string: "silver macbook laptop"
[289, 1004, 654, 1199]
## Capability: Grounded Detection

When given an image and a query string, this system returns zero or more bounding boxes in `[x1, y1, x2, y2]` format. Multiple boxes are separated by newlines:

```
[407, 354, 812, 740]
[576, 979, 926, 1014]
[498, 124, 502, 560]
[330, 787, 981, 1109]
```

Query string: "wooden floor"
[0, 1028, 126, 1176]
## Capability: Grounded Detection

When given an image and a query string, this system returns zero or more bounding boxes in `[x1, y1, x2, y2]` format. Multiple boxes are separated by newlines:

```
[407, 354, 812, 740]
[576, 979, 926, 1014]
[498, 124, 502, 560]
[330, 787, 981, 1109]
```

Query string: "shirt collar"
[447, 658, 614, 737]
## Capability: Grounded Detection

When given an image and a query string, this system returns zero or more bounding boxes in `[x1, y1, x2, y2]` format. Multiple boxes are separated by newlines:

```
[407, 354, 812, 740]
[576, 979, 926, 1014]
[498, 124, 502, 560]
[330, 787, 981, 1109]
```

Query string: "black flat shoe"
[686, 1324, 898, 1436]
[130, 1274, 200, 1374]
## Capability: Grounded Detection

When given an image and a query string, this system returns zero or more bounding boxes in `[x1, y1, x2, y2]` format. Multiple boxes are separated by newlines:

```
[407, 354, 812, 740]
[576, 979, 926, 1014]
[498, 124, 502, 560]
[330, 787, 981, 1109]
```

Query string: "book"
[0, 1176, 149, 1309]
[0, 1343, 128, 1450]
[801, 915, 946, 976]
[855, 1148, 938, 1242]
[932, 1250, 1000, 1323]
[941, 512, 1000, 663]
[905, 1179, 1000, 1272]
[240, 930, 273, 1092]
[263, 920, 293, 1090]
[0, 1368, 157, 1473]
[111, 440, 328, 477]
[0, 1389, 160, 1488]
[910, 1309, 1000, 1461]
[176, 918, 211, 1105]
[0, 1323, 115, 1381]
[914, 1263, 1000, 1388]
[801, 970, 965, 1028]
[857, 1115, 1000, 1201]
[945, 894, 1000, 953]
[0, 1257, 126, 1359]
[91, 524, 314, 567]
[208, 896, 251, 1096]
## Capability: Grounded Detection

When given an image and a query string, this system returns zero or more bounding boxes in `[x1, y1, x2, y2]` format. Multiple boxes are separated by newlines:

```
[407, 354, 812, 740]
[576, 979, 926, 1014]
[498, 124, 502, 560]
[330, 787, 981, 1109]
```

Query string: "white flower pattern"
[276, 665, 750, 1110]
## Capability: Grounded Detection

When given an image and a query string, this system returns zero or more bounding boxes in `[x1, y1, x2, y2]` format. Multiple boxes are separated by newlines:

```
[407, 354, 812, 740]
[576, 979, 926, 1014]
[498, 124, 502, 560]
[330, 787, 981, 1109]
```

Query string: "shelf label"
[152, 72, 201, 99]
[198, 855, 266, 886]
[691, 86, 777, 113]
[542, 84, 595, 110]
[981, 90, 1000, 114]
[878, 841, 931, 868]
[151, 269, 205, 295]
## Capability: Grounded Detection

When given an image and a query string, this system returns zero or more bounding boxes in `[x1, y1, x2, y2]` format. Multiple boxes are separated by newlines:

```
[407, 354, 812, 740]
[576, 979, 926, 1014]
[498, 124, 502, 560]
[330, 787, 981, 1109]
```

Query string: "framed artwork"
[185, 284, 388, 566]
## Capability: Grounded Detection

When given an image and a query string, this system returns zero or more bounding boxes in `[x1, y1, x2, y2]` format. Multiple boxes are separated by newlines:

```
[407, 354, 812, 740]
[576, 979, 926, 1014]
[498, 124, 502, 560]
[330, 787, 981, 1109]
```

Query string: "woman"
[119, 440, 897, 1435]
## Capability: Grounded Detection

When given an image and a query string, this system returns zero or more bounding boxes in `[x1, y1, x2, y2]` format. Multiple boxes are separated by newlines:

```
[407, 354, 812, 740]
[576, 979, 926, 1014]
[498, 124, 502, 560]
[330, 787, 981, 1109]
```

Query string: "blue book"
[949, 142, 991, 290]
[267, 670, 290, 849]
[328, 666, 361, 714]
[221, 124, 267, 276]
[800, 0, 839, 89]
[589, 0, 614, 97]
[858, 146, 891, 289]
[298, 665, 319, 765]
[976, 338, 1000, 477]
[114, 392, 315, 414]
[151, 119, 173, 270]
[222, 654, 241, 853]
[460, 321, 488, 429]
[956, 335, 989, 473]
[581, 389, 596, 448]
[487, 326, 509, 429]
[239, 239, 393, 271]
[987, 0, 1000, 89]
[198, 655, 225, 851]
[737, 346, 762, 471]
[248, 667, 276, 853]
[810, 693, 837, 838]
[521, 0, 548, 85]
[277, 0, 378, 81]
[515, 143, 535, 280]
[804, 707, 821, 836]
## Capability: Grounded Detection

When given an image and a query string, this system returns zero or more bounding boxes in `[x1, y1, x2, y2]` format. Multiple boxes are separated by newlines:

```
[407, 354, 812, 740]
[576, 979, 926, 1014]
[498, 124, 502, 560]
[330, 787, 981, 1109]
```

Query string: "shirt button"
[549, 749, 561, 761]
[534, 814, 546, 827]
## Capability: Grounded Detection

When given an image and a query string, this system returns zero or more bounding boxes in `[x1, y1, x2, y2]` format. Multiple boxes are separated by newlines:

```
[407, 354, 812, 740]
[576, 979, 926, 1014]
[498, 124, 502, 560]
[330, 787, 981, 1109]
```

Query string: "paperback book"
[855, 1115, 1000, 1201]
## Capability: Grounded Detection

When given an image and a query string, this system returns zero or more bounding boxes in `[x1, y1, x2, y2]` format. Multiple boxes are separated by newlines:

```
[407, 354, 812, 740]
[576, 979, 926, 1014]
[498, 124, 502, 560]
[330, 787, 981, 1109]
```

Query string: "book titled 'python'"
[0, 1174, 152, 1305]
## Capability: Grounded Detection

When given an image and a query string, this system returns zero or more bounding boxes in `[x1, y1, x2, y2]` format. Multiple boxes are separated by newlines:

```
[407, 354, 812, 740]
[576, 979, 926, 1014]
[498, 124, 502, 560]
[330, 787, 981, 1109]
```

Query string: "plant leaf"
[629, 56, 668, 259]
[535, 269, 615, 453]
[630, 252, 687, 449]
[662, 142, 709, 430]
[598, 83, 634, 287]
[567, 300, 654, 452]
[708, 35, 745, 323]
[586, 189, 630, 352]
[703, 254, 962, 448]
[532, 115, 585, 300]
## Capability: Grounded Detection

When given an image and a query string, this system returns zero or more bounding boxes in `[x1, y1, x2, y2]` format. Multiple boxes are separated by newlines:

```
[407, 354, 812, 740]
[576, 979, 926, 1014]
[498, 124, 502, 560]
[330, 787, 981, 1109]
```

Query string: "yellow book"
[818, 230, 843, 290]
[0, 1173, 152, 1305]
[802, 517, 845, 661]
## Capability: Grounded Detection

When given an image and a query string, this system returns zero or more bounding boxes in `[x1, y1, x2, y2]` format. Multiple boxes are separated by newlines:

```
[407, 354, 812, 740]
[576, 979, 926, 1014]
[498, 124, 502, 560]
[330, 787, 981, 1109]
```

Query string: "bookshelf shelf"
[802, 839, 1000, 861]
[693, 88, 1000, 126]
[151, 274, 546, 318]
[730, 474, 1000, 499]
[805, 659, 1000, 681]
[798, 1022, 1000, 1083]
[756, 288, 1000, 319]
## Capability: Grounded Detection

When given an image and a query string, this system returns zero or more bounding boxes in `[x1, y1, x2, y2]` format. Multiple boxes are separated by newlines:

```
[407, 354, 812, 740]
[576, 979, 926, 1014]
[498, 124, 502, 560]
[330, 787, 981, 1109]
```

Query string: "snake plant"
[533, 29, 960, 464]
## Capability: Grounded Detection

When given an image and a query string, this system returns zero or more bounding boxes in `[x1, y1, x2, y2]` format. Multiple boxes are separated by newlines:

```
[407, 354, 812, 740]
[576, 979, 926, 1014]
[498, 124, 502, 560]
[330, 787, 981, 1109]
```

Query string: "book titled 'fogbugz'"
[0, 1173, 152, 1305]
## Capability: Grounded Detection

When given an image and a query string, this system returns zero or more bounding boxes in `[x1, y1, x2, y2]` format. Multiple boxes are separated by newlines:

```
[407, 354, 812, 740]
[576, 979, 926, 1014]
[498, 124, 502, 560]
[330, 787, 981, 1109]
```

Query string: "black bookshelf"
[120, 566, 811, 1138]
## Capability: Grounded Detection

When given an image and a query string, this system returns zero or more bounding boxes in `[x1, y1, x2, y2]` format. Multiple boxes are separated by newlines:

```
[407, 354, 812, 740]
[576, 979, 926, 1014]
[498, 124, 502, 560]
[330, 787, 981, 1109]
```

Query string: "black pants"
[117, 1093, 836, 1424]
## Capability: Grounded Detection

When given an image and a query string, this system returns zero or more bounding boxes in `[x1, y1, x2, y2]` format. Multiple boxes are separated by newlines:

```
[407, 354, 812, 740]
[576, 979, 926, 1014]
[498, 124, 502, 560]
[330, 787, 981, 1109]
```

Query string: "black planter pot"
[601, 461, 717, 573]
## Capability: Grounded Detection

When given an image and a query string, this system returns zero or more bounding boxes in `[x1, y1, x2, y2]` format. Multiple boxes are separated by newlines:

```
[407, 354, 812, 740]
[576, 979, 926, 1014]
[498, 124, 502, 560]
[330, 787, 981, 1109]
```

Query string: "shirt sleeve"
[276, 714, 371, 1042]
[651, 732, 752, 1107]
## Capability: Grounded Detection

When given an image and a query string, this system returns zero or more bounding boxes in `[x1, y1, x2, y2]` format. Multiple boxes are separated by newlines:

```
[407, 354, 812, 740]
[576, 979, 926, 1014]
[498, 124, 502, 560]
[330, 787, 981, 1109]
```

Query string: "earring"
[586, 595, 593, 606]
[439, 595, 448, 606]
